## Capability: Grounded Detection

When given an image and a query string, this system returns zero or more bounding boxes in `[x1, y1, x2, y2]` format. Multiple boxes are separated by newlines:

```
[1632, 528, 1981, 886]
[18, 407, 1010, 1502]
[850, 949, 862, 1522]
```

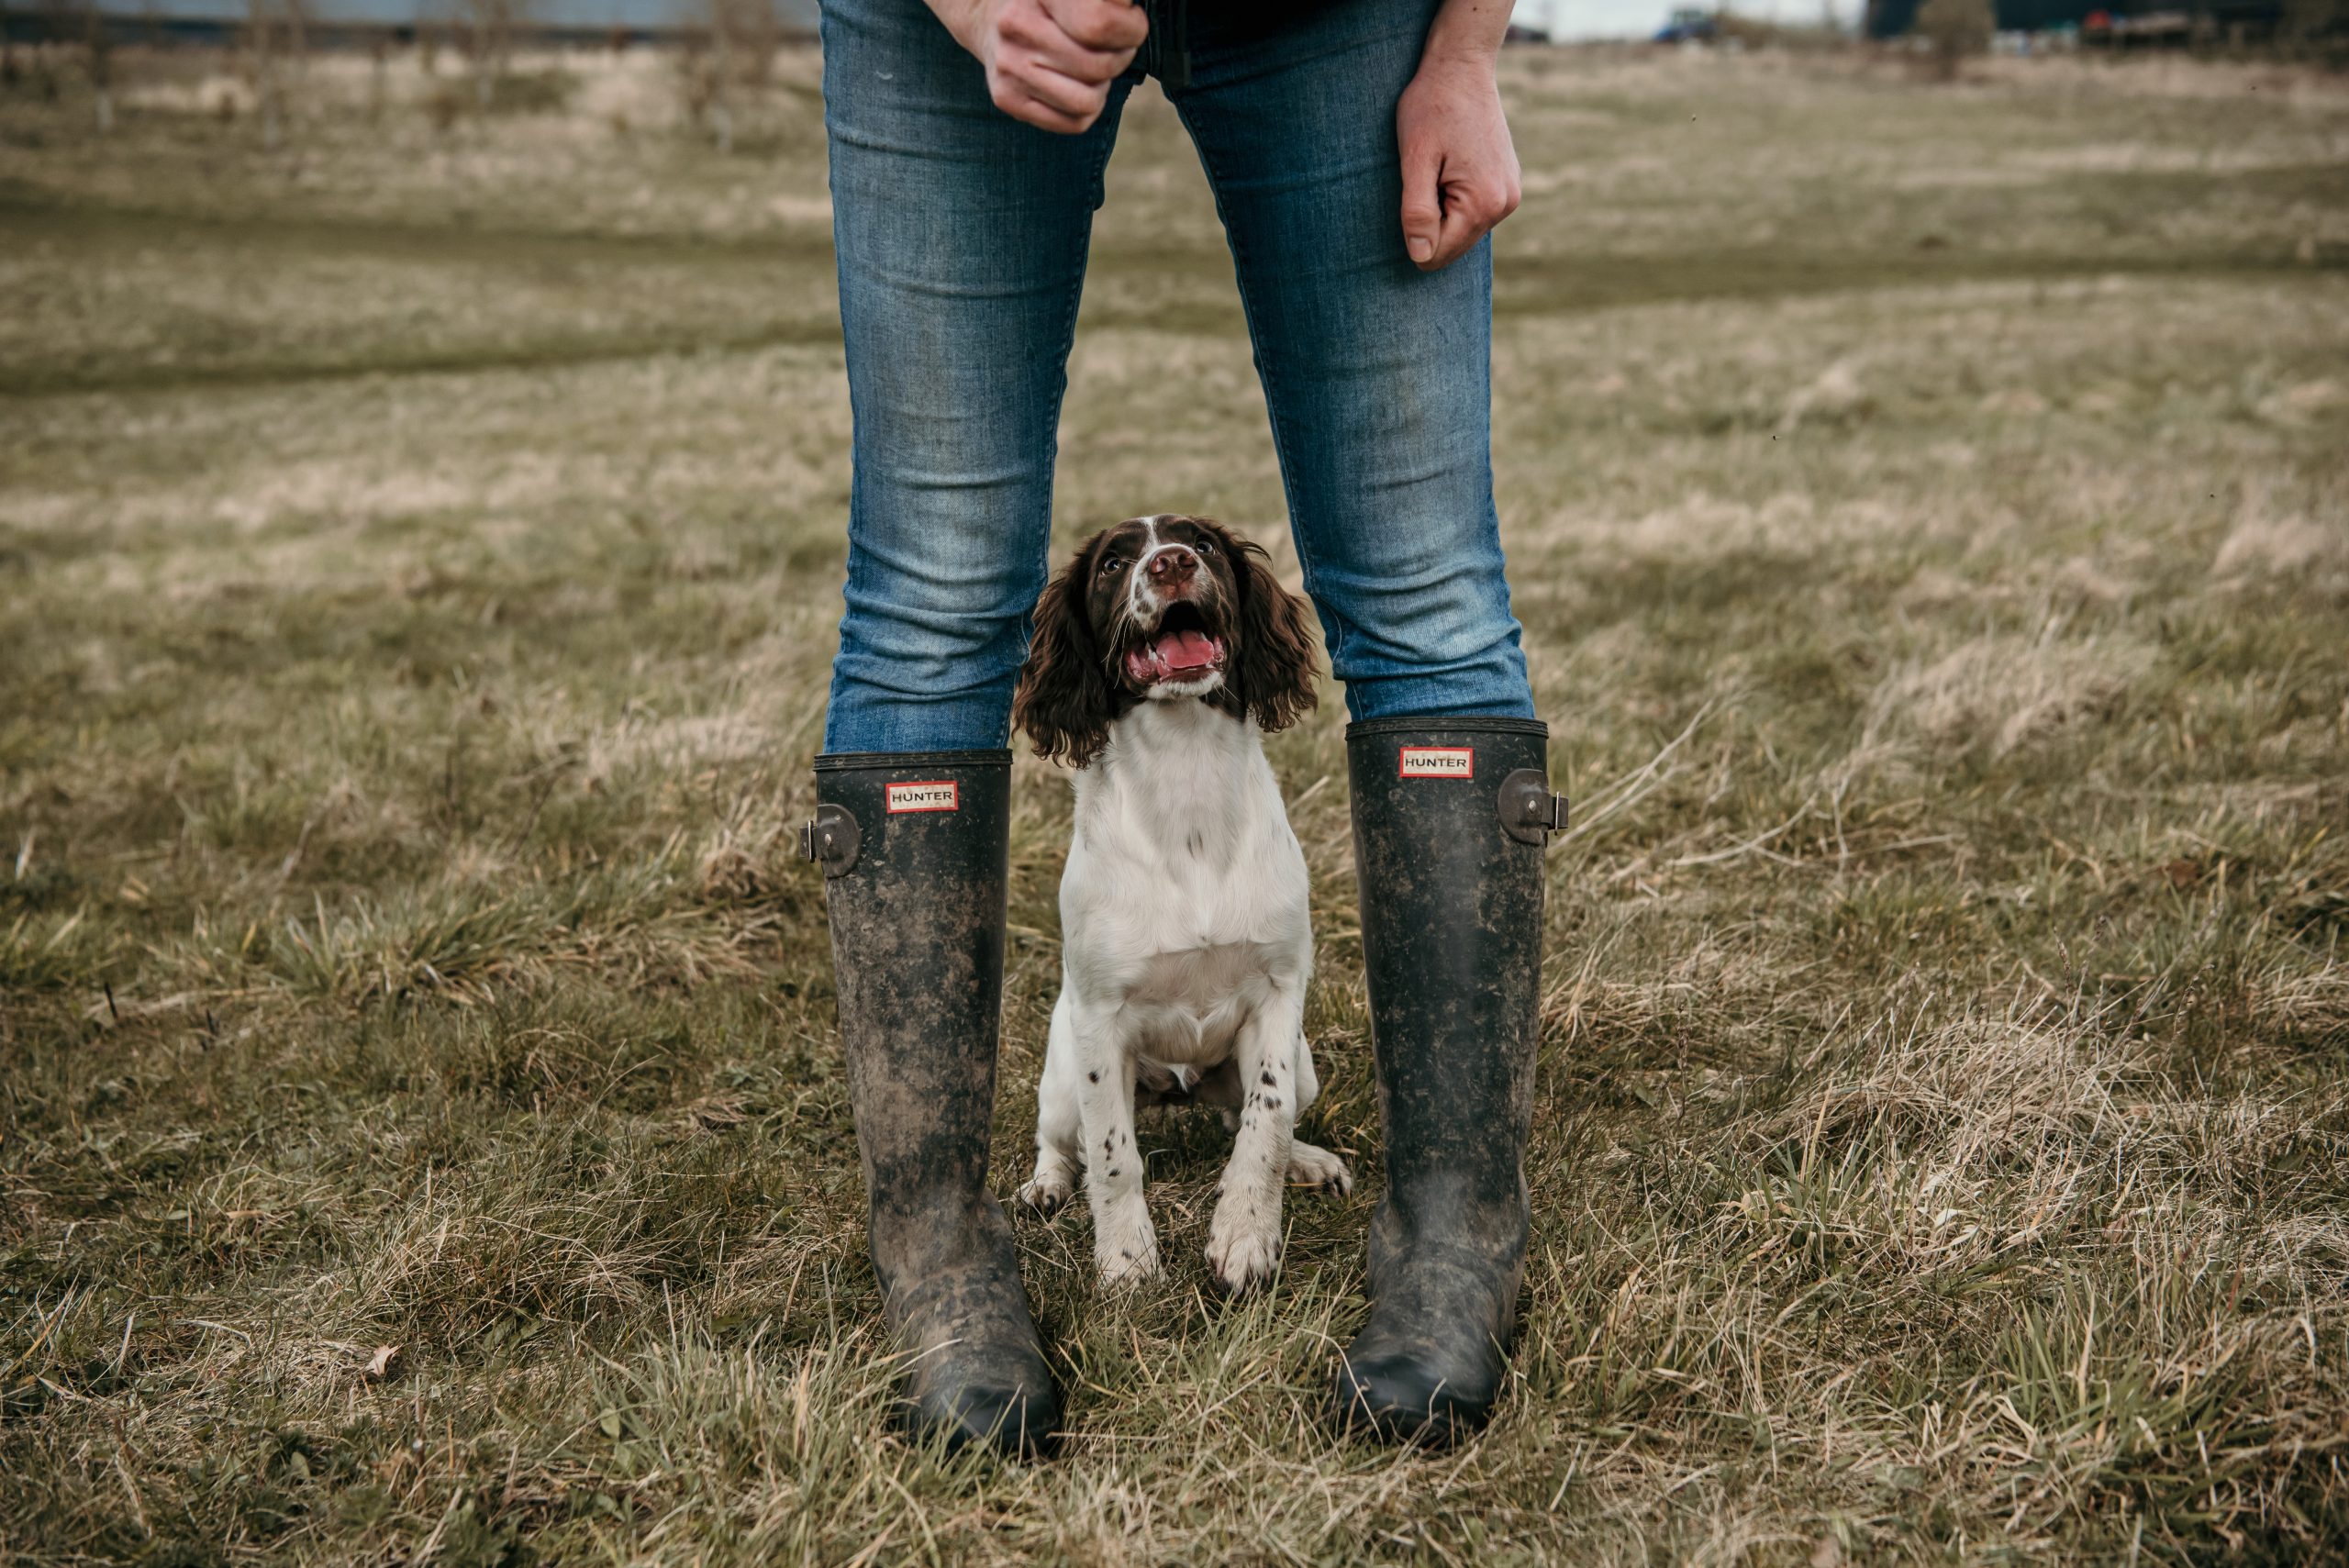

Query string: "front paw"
[1018, 1172, 1073, 1218]
[1094, 1205, 1160, 1289]
[1287, 1140, 1353, 1197]
[1204, 1207, 1281, 1296]
[1096, 1234, 1161, 1289]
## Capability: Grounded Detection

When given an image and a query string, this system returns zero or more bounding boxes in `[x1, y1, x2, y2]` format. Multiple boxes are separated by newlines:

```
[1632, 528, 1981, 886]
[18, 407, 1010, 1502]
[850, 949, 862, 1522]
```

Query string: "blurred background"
[5, 2, 2347, 1563]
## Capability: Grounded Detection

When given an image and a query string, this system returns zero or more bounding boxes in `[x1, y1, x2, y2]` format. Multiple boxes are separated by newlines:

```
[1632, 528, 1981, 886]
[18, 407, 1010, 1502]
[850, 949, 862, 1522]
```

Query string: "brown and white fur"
[1010, 515, 1351, 1294]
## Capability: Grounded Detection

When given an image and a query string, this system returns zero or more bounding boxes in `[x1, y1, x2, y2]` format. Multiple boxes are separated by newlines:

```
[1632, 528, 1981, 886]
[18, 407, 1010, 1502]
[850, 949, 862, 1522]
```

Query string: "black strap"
[1137, 0, 1190, 91]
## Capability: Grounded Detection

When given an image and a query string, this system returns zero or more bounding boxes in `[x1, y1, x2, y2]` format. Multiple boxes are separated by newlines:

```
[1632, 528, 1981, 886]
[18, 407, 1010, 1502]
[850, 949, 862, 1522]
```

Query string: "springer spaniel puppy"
[1010, 515, 1352, 1294]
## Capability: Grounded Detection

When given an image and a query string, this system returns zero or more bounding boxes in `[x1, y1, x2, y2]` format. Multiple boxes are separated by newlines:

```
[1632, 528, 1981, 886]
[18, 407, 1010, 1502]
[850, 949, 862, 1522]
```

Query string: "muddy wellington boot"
[1330, 717, 1564, 1444]
[801, 751, 1059, 1457]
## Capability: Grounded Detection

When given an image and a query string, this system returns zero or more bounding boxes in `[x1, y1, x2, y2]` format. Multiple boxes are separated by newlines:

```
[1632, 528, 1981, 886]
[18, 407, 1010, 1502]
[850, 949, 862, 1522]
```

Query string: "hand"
[929, 0, 1148, 134]
[1396, 50, 1522, 271]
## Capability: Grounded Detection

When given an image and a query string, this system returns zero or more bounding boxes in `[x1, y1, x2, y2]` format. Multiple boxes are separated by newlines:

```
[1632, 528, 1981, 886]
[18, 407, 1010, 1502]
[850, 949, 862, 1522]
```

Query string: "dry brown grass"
[3, 40, 2347, 1568]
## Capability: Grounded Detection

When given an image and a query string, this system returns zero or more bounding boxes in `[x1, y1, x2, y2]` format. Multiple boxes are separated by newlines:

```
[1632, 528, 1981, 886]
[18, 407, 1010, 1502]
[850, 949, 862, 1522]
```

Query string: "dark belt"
[1135, 0, 1191, 90]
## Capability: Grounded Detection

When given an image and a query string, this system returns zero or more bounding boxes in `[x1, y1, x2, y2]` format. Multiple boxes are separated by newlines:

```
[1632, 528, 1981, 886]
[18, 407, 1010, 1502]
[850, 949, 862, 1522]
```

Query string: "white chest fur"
[1058, 701, 1312, 1051]
[1019, 697, 1349, 1294]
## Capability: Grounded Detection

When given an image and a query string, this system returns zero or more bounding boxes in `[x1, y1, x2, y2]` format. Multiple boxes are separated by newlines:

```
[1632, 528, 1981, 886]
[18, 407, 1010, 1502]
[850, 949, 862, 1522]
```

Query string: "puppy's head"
[1014, 515, 1319, 767]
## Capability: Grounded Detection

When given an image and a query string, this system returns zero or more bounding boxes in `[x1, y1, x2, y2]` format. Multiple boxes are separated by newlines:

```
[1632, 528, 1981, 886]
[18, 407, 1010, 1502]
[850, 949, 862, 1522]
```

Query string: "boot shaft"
[1344, 717, 1559, 1205]
[808, 750, 1012, 1230]
[806, 751, 1059, 1455]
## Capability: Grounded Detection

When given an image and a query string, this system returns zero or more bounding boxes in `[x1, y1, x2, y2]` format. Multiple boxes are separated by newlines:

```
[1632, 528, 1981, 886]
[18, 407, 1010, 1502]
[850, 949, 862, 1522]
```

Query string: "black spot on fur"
[1261, 1072, 1275, 1085]
[1087, 1071, 1099, 1083]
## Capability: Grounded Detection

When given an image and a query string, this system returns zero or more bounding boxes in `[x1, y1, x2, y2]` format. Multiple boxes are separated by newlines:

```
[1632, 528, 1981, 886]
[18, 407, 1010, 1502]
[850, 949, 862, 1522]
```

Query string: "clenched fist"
[1395, 50, 1521, 272]
[928, 0, 1150, 134]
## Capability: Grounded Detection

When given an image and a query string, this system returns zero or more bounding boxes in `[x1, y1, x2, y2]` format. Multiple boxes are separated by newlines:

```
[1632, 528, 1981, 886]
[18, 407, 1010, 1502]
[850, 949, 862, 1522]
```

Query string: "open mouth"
[1122, 602, 1226, 686]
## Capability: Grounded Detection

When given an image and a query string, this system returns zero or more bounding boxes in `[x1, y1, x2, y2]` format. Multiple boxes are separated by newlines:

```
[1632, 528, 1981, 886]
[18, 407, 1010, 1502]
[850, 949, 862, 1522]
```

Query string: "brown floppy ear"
[1213, 521, 1319, 735]
[1014, 535, 1119, 768]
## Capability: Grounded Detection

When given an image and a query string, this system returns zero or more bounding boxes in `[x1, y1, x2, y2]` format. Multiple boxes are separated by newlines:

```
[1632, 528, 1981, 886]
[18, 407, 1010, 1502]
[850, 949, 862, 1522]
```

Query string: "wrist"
[1419, 0, 1508, 69]
[927, 0, 995, 56]
[1418, 35, 1501, 72]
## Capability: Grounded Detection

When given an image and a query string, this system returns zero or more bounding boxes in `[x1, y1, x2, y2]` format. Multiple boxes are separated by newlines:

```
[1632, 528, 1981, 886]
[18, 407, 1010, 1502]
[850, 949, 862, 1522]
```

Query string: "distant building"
[1863, 0, 2288, 38]
[3, 0, 819, 48]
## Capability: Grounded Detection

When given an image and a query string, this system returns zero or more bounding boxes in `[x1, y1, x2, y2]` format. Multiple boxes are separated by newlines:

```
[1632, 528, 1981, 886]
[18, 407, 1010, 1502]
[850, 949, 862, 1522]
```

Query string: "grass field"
[5, 39, 2349, 1565]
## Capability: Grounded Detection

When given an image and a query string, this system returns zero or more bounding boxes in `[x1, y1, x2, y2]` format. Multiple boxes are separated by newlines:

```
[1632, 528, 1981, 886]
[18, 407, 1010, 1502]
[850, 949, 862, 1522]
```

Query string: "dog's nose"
[1149, 547, 1198, 585]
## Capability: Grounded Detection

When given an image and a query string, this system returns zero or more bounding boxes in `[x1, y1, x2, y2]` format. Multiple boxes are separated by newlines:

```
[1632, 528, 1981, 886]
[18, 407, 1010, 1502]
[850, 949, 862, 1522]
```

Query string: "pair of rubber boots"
[801, 718, 1562, 1456]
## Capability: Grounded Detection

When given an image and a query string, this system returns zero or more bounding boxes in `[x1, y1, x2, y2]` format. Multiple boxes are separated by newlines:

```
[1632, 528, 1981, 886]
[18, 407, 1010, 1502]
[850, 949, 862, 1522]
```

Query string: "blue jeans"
[819, 0, 1535, 753]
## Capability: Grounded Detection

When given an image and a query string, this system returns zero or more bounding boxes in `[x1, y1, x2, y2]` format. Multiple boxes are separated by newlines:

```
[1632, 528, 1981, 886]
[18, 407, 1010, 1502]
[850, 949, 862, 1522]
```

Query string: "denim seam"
[1030, 92, 1130, 603]
[1171, 96, 1347, 682]
[1175, 19, 1425, 95]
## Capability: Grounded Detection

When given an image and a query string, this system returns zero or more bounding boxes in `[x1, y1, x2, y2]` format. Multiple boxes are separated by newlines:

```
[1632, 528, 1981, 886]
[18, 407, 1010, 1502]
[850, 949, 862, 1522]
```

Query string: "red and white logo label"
[885, 781, 960, 815]
[1398, 746, 1475, 779]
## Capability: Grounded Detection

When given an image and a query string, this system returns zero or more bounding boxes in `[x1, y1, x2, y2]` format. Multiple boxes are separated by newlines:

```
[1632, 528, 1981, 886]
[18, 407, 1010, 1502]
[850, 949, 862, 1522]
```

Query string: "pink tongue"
[1157, 628, 1217, 670]
[1124, 628, 1219, 683]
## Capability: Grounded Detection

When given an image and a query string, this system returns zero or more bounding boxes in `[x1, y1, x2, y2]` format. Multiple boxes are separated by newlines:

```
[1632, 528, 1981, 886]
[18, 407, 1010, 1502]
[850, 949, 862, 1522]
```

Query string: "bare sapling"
[85, 4, 107, 131]
[458, 0, 528, 113]
[1916, 0, 1991, 80]
[681, 0, 777, 155]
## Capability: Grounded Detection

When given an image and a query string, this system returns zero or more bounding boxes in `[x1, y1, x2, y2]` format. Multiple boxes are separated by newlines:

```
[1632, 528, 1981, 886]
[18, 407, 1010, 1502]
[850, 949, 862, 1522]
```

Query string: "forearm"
[1422, 0, 1512, 67]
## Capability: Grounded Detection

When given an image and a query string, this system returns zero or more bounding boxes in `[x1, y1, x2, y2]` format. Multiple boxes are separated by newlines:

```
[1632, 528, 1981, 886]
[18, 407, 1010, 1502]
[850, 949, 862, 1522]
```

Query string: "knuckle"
[996, 6, 1043, 47]
[1070, 0, 1143, 44]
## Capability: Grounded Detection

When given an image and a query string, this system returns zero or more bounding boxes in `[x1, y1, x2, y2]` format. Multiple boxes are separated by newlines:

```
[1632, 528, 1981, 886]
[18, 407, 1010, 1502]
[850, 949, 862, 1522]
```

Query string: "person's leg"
[1171, 1, 1558, 1445]
[1169, 0, 1532, 726]
[822, 0, 1133, 754]
[812, 0, 1132, 1457]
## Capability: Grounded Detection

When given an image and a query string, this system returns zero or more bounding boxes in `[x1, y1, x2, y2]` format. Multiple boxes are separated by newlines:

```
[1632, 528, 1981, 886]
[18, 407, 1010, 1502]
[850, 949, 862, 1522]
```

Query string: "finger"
[1425, 178, 1515, 271]
[988, 72, 1097, 133]
[1398, 144, 1443, 269]
[1007, 0, 1139, 77]
[1008, 56, 1113, 119]
[1039, 0, 1149, 53]
[1002, 24, 1130, 88]
[1427, 205, 1481, 271]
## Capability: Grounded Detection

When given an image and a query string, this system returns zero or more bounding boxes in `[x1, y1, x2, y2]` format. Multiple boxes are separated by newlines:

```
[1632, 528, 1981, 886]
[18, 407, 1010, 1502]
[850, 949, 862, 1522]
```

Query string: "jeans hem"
[813, 748, 1016, 773]
[1344, 715, 1547, 742]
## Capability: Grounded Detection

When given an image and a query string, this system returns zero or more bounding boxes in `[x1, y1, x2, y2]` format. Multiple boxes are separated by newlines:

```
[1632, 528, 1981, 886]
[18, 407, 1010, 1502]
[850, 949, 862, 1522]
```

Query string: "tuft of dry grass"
[4, 41, 2348, 1568]
[1865, 625, 2154, 761]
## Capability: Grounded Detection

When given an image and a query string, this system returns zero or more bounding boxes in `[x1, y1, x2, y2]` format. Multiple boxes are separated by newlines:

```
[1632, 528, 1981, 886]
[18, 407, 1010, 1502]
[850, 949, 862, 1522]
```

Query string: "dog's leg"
[1018, 992, 1083, 1218]
[1286, 1029, 1353, 1195]
[1073, 1004, 1156, 1286]
[1291, 1027, 1321, 1113]
[1205, 986, 1305, 1295]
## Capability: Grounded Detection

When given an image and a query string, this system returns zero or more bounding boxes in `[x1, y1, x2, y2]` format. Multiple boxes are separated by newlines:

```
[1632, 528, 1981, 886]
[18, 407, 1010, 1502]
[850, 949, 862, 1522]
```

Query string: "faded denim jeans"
[818, 0, 1535, 754]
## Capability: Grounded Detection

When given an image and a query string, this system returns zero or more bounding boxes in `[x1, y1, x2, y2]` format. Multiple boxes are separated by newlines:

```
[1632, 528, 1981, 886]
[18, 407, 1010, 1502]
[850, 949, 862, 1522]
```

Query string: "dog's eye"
[1193, 539, 1214, 555]
[1102, 559, 1125, 575]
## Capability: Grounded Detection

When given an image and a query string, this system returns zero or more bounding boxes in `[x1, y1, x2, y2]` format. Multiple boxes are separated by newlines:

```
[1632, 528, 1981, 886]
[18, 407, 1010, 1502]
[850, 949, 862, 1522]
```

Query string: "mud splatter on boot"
[1328, 718, 1562, 1444]
[807, 751, 1060, 1457]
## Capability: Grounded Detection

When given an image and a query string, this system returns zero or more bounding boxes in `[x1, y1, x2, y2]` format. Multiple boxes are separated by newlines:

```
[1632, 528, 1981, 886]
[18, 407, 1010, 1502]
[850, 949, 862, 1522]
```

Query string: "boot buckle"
[1498, 769, 1568, 846]
[799, 803, 861, 877]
